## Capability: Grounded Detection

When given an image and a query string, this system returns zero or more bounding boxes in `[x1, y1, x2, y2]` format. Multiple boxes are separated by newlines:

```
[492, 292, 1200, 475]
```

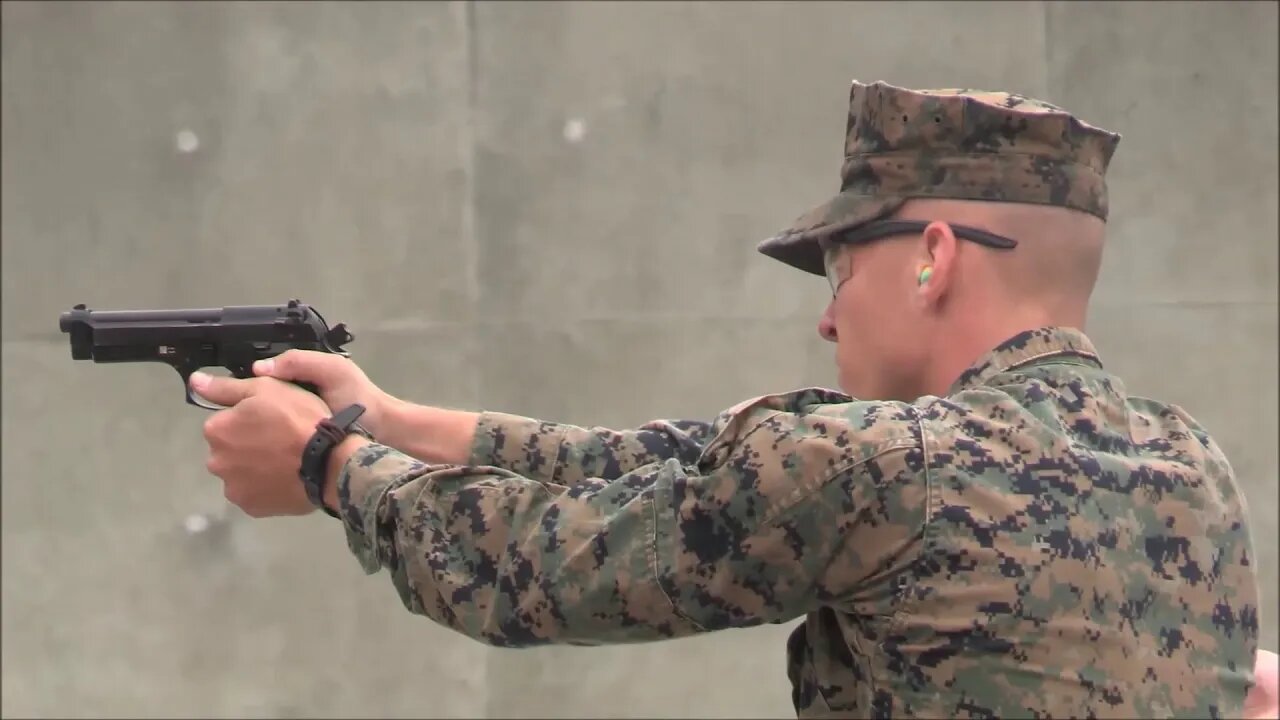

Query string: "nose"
[818, 300, 837, 343]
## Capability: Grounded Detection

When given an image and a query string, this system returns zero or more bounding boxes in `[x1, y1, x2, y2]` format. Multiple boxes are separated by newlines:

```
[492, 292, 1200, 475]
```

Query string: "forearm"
[375, 396, 714, 486]
[374, 398, 479, 465]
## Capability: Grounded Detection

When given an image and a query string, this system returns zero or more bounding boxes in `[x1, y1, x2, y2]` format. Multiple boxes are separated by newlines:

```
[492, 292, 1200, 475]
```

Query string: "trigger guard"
[178, 367, 227, 411]
[186, 386, 227, 411]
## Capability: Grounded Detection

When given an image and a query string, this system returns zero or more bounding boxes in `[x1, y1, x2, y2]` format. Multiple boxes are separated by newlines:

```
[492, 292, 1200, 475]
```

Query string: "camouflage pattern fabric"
[336, 327, 1259, 718]
[757, 80, 1123, 276]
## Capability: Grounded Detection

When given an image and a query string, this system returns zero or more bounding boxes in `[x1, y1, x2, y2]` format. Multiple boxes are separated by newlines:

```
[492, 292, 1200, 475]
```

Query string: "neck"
[922, 305, 1087, 397]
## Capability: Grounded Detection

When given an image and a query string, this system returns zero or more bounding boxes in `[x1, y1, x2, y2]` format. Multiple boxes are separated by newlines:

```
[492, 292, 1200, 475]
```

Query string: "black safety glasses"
[823, 220, 1019, 295]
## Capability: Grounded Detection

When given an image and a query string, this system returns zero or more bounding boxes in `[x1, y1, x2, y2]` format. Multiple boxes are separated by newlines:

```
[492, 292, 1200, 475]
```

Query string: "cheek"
[833, 286, 885, 360]
[839, 281, 889, 335]
[835, 278, 908, 360]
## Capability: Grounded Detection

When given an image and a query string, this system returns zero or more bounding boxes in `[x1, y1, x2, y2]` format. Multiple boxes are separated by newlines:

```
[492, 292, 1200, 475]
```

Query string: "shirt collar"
[948, 326, 1103, 394]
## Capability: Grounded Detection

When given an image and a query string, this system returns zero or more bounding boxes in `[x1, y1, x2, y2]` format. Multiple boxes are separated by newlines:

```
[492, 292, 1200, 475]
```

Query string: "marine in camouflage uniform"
[332, 82, 1260, 717]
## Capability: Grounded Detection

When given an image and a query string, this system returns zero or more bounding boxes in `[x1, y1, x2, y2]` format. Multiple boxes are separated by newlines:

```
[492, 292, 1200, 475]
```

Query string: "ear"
[914, 220, 958, 308]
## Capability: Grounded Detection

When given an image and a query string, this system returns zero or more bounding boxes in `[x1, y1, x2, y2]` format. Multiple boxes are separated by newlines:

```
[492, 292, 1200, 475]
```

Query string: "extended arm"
[376, 398, 715, 485]
[326, 394, 925, 647]
[247, 347, 719, 483]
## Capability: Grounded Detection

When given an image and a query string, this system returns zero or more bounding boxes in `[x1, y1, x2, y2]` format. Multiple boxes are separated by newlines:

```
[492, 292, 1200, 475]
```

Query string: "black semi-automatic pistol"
[58, 299, 354, 409]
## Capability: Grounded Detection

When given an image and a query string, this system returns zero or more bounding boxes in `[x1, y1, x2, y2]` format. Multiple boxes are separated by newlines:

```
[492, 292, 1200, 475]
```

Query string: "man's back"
[788, 328, 1259, 718]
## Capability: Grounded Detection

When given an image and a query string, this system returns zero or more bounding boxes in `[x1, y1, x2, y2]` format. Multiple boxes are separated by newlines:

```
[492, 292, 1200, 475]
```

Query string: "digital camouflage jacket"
[335, 326, 1259, 718]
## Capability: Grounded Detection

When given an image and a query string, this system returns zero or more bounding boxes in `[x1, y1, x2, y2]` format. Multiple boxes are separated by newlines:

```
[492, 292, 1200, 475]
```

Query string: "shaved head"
[800, 82, 1120, 402]
[817, 198, 1110, 401]
[893, 198, 1107, 321]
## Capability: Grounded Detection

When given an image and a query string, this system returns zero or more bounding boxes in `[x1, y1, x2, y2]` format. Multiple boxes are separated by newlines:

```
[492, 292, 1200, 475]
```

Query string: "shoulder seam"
[881, 405, 938, 653]
[646, 487, 709, 633]
[546, 423, 572, 486]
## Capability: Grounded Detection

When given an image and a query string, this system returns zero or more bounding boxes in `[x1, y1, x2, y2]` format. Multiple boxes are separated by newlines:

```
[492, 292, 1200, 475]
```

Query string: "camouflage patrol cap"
[758, 80, 1122, 276]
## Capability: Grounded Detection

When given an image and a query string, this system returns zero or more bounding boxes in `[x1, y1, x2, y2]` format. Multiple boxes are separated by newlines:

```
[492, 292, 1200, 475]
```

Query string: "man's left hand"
[193, 371, 333, 518]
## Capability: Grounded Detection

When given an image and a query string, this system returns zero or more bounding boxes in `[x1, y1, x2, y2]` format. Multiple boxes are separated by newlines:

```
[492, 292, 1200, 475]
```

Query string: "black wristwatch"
[299, 403, 373, 519]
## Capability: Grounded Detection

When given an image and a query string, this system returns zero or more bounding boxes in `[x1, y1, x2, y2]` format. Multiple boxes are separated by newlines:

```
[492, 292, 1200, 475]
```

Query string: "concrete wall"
[2, 1, 1275, 717]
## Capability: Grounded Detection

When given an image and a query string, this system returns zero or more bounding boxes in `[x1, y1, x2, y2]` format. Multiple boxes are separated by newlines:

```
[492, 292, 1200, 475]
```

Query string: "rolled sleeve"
[336, 442, 420, 575]
[467, 412, 570, 483]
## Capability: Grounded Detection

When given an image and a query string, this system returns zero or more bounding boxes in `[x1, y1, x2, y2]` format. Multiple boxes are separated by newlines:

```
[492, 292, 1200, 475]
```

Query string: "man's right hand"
[253, 349, 479, 466]
[253, 349, 395, 438]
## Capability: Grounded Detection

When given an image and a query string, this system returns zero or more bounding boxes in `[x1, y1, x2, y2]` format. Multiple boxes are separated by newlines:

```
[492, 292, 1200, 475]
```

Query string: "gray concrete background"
[1, 1, 1275, 717]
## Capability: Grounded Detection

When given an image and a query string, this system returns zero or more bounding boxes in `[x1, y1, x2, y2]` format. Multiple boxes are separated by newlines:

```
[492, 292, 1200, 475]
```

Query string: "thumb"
[253, 349, 346, 386]
[190, 371, 257, 406]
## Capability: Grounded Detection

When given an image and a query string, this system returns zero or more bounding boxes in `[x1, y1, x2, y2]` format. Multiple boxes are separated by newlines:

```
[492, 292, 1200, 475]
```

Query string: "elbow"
[426, 584, 562, 649]
[470, 599, 558, 649]
[472, 578, 563, 649]
[389, 582, 542, 649]
[478, 626, 553, 650]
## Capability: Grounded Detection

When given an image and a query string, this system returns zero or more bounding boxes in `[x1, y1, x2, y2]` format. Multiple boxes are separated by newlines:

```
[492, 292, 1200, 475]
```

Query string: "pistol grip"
[293, 380, 322, 397]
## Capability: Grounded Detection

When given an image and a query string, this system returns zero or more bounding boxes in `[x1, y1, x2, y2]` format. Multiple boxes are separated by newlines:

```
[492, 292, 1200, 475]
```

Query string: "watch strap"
[299, 403, 369, 518]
